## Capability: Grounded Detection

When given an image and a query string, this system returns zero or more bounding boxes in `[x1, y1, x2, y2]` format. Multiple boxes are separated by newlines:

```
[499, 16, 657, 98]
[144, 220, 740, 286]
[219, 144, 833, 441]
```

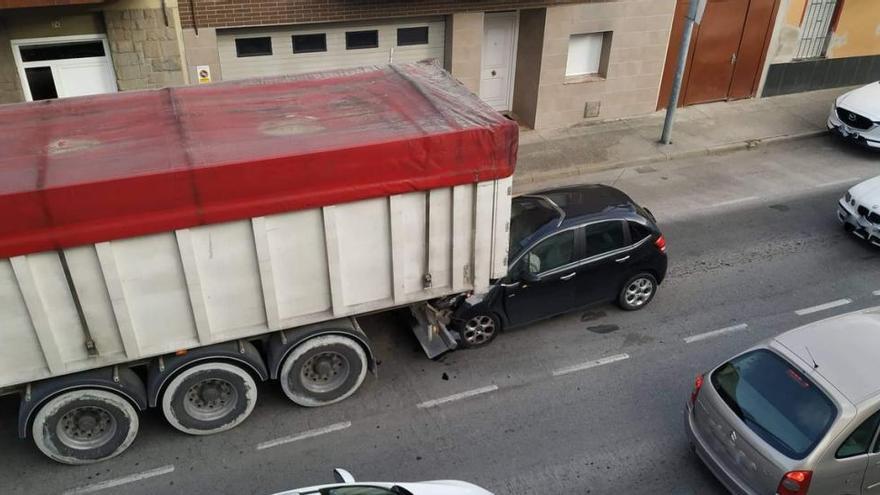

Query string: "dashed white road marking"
[552, 353, 630, 377]
[873, 290, 880, 296]
[416, 385, 499, 409]
[62, 465, 175, 495]
[683, 323, 749, 344]
[256, 421, 351, 451]
[795, 298, 852, 316]
[710, 196, 758, 208]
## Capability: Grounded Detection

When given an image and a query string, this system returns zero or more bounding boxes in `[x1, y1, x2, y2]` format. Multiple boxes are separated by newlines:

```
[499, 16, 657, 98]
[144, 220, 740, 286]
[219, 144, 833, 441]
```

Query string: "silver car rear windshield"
[711, 349, 837, 460]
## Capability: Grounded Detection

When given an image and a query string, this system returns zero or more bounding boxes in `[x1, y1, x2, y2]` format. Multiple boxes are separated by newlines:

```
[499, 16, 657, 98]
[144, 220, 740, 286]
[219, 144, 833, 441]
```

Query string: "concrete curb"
[513, 129, 827, 191]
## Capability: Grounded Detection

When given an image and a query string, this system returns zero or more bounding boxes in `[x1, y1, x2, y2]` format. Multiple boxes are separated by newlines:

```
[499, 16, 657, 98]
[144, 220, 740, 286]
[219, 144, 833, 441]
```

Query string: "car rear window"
[711, 349, 837, 459]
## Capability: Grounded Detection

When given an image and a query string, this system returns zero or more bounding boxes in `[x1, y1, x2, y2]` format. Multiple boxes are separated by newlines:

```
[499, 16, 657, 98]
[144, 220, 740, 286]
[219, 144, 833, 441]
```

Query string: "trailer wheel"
[32, 389, 139, 465]
[160, 362, 257, 435]
[279, 335, 368, 407]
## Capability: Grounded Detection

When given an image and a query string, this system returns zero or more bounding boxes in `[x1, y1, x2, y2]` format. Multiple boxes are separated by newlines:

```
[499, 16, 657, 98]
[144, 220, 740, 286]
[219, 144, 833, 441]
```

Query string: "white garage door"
[218, 17, 445, 81]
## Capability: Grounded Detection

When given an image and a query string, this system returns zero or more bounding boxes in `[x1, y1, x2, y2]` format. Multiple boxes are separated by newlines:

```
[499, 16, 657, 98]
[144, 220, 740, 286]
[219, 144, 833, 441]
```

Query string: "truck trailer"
[0, 62, 516, 464]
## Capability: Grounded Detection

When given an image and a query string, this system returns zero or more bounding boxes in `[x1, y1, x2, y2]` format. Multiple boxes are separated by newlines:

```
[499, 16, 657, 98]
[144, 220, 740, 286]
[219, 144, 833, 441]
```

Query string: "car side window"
[628, 221, 653, 243]
[836, 410, 880, 458]
[584, 221, 626, 257]
[524, 230, 576, 275]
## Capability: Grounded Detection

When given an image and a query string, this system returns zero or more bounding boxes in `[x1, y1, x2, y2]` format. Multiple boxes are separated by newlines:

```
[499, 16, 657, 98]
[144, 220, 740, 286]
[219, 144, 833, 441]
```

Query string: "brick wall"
[179, 0, 616, 29]
[105, 8, 185, 90]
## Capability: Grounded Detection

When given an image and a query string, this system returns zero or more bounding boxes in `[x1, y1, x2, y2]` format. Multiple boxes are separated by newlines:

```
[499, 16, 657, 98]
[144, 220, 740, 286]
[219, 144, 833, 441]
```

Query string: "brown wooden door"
[728, 0, 778, 99]
[683, 0, 750, 105]
[657, 0, 781, 109]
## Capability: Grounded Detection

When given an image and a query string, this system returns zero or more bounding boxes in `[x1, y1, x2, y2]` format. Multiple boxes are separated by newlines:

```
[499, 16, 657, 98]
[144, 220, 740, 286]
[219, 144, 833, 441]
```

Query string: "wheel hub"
[299, 352, 350, 394]
[625, 278, 654, 307]
[183, 378, 238, 421]
[57, 406, 116, 449]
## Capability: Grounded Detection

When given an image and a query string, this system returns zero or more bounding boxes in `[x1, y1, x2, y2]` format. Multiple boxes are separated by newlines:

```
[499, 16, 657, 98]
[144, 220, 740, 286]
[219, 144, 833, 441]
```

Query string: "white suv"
[839, 176, 880, 247]
[827, 82, 880, 149]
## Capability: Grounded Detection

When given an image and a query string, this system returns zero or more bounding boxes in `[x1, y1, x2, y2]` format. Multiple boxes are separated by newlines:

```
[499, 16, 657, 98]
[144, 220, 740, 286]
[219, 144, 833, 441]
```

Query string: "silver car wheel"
[624, 277, 655, 308]
[463, 315, 497, 345]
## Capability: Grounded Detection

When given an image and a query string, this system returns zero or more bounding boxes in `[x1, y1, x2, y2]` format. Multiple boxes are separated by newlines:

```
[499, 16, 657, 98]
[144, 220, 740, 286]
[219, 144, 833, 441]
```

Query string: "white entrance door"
[480, 12, 518, 112]
[12, 35, 118, 102]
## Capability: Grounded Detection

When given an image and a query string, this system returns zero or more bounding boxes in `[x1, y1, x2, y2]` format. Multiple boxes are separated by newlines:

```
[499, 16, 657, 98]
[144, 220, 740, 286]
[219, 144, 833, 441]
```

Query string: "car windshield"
[509, 196, 561, 261]
[711, 349, 837, 459]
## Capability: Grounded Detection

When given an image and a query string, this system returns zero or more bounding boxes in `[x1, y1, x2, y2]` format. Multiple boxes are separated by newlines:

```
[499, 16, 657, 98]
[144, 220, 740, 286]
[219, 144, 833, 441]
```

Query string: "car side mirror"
[333, 468, 355, 483]
[521, 271, 539, 283]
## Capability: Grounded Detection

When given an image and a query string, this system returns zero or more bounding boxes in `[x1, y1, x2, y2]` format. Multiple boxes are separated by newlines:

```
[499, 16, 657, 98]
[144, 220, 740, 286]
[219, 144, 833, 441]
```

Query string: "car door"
[574, 220, 631, 305]
[858, 410, 880, 494]
[503, 228, 584, 327]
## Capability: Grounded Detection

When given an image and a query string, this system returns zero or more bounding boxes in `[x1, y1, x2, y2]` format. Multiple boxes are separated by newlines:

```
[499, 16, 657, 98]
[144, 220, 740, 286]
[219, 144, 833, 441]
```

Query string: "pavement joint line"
[416, 385, 499, 409]
[815, 177, 862, 189]
[61, 465, 175, 495]
[551, 353, 630, 377]
[710, 196, 759, 209]
[256, 421, 351, 451]
[683, 324, 749, 344]
[795, 298, 853, 316]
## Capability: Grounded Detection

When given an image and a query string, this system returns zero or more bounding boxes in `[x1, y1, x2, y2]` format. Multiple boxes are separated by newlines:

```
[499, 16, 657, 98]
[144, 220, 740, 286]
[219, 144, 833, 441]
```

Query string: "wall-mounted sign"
[196, 65, 211, 84]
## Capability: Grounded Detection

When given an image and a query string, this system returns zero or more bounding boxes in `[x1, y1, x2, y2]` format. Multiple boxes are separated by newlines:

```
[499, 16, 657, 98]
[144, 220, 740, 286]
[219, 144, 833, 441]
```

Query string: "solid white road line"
[874, 290, 880, 296]
[256, 421, 352, 451]
[795, 298, 853, 316]
[62, 465, 175, 495]
[683, 323, 749, 344]
[710, 196, 758, 208]
[552, 353, 630, 377]
[416, 385, 499, 409]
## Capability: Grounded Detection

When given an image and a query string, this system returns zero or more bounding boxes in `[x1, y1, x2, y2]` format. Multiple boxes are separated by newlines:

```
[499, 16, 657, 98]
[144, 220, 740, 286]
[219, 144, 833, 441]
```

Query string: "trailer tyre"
[279, 335, 368, 407]
[32, 389, 139, 465]
[161, 362, 257, 435]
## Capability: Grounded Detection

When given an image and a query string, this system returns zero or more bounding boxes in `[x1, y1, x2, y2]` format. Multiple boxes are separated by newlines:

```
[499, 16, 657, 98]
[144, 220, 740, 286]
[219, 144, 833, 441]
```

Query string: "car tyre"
[279, 335, 368, 408]
[618, 273, 658, 311]
[455, 310, 501, 348]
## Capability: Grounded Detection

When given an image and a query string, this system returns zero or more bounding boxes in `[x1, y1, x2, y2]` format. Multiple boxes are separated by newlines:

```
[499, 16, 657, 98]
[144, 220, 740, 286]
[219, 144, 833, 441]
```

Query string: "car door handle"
[615, 256, 631, 263]
[500, 281, 521, 289]
[560, 272, 576, 281]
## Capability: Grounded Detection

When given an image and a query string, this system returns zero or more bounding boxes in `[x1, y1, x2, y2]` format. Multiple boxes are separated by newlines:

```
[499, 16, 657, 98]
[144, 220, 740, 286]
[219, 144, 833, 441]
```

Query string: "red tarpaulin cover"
[0, 62, 517, 258]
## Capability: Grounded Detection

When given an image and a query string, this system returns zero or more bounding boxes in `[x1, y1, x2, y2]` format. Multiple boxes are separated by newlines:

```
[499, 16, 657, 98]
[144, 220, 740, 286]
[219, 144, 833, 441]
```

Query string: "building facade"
[0, 0, 187, 104]
[761, 0, 880, 96]
[1, 0, 677, 130]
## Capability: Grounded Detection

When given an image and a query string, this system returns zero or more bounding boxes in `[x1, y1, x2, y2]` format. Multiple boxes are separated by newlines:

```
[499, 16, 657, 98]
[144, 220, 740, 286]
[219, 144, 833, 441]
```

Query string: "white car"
[273, 469, 494, 495]
[827, 81, 880, 148]
[838, 175, 880, 246]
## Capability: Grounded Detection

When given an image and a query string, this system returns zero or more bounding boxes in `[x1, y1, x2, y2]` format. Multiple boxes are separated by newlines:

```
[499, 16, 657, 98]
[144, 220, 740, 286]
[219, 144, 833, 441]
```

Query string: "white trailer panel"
[0, 177, 511, 389]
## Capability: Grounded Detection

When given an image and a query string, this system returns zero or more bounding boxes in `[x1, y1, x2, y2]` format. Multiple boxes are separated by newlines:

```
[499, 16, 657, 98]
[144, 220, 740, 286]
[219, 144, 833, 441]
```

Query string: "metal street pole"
[660, 0, 702, 145]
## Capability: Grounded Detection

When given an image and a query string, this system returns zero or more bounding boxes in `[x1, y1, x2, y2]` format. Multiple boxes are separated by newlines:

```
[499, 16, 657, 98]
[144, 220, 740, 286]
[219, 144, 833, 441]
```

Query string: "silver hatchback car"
[685, 307, 880, 495]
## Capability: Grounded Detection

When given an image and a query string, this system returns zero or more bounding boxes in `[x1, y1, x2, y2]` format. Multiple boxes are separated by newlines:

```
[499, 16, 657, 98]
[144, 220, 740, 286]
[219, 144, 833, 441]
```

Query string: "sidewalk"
[514, 86, 850, 193]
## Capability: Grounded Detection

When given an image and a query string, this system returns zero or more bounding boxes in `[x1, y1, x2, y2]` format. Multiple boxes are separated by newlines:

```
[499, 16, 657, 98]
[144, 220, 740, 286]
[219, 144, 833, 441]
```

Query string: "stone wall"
[0, 19, 22, 104]
[104, 8, 184, 91]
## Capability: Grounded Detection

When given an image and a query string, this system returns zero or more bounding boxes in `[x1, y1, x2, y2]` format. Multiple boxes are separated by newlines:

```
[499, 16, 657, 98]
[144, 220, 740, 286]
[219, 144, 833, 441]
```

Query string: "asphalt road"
[1, 135, 879, 495]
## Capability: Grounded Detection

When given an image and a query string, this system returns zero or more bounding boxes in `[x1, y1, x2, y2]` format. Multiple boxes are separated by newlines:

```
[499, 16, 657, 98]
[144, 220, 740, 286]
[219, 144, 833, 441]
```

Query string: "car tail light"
[690, 374, 704, 406]
[654, 235, 667, 253]
[777, 471, 812, 495]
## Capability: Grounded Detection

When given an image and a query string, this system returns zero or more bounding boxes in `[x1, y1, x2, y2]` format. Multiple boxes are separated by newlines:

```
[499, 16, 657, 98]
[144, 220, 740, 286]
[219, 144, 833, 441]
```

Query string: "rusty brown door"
[683, 0, 750, 105]
[658, 0, 780, 109]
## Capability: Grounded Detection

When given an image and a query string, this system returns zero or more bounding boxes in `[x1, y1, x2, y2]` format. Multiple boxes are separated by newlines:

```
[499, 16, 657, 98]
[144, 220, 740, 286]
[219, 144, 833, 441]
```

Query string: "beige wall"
[0, 19, 22, 104]
[446, 12, 483, 94]
[182, 27, 221, 83]
[531, 0, 675, 129]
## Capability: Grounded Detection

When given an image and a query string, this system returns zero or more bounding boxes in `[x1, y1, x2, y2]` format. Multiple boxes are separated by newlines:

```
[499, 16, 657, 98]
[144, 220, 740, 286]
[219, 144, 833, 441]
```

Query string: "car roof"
[773, 306, 880, 404]
[528, 184, 636, 220]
